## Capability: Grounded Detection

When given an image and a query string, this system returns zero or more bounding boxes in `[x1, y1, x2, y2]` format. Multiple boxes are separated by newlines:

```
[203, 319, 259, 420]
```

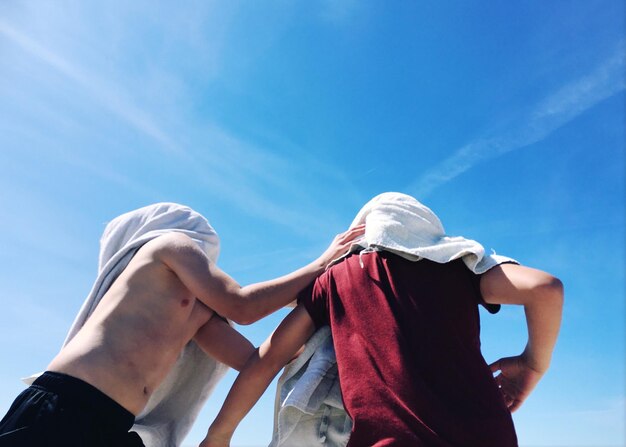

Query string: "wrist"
[310, 257, 328, 275]
[206, 425, 234, 444]
[520, 349, 549, 374]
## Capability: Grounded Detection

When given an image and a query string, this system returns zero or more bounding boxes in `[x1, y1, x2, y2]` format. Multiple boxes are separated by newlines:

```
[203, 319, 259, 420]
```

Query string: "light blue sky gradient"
[0, 2, 624, 446]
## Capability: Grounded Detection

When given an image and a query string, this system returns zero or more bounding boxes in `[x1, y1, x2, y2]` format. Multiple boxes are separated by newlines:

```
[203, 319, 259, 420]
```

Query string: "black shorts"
[0, 371, 145, 446]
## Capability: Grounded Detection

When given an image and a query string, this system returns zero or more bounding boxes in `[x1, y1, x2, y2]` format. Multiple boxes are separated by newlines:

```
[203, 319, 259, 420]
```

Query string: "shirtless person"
[0, 203, 364, 447]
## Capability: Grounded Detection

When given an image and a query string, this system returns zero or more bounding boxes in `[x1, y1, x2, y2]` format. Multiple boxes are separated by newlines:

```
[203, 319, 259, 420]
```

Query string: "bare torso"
[47, 238, 214, 415]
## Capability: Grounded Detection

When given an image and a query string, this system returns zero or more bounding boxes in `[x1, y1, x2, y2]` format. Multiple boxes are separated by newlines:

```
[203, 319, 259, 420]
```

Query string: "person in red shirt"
[201, 193, 564, 447]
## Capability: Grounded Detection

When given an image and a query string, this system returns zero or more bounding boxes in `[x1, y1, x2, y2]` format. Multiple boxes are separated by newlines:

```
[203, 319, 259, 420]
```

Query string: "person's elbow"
[233, 312, 257, 326]
[535, 274, 564, 307]
[226, 300, 260, 326]
[230, 343, 256, 372]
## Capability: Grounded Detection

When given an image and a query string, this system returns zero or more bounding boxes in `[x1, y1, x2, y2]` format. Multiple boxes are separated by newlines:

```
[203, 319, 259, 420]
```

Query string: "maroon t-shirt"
[298, 251, 518, 447]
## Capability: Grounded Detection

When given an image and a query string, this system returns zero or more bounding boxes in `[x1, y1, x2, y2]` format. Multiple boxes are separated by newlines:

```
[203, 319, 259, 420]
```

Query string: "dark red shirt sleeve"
[297, 275, 330, 329]
[471, 261, 520, 314]
[468, 268, 501, 314]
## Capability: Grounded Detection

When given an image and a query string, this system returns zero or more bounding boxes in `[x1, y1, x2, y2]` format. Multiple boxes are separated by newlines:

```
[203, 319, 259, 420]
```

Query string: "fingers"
[338, 224, 365, 241]
[329, 225, 365, 253]
[502, 392, 514, 408]
[495, 376, 514, 410]
[489, 359, 501, 373]
[317, 226, 365, 267]
[493, 373, 509, 404]
[493, 372, 502, 389]
[509, 399, 523, 413]
[501, 383, 524, 412]
[490, 356, 534, 413]
[496, 373, 527, 413]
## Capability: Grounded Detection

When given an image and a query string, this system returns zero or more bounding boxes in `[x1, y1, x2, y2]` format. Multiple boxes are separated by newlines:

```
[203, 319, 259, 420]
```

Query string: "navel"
[143, 386, 148, 395]
[181, 298, 190, 307]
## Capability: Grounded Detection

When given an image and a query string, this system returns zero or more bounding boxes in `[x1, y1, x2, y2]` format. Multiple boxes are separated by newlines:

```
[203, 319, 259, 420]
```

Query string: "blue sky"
[0, 1, 624, 446]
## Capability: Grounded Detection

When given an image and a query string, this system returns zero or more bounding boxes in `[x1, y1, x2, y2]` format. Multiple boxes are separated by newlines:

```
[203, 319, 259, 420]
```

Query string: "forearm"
[207, 348, 283, 440]
[203, 306, 316, 444]
[483, 265, 564, 412]
[236, 226, 364, 323]
[522, 279, 564, 372]
[194, 316, 255, 371]
[160, 226, 364, 326]
[481, 264, 564, 372]
[238, 260, 324, 323]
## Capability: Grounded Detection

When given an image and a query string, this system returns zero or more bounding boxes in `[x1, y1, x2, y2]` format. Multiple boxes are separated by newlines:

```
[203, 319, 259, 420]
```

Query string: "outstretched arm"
[200, 305, 316, 447]
[156, 225, 364, 325]
[481, 263, 564, 412]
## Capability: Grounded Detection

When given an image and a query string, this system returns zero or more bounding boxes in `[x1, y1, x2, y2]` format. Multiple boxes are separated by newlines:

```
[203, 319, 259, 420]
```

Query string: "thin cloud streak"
[0, 19, 354, 236]
[409, 42, 626, 198]
[0, 19, 182, 155]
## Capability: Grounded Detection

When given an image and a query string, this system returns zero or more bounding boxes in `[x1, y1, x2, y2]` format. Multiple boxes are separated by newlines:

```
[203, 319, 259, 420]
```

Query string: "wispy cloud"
[0, 19, 182, 154]
[408, 41, 626, 198]
[0, 17, 357, 237]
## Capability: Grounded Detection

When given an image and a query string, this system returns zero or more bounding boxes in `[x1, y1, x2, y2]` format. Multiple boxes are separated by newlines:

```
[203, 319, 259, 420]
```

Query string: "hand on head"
[316, 224, 366, 268]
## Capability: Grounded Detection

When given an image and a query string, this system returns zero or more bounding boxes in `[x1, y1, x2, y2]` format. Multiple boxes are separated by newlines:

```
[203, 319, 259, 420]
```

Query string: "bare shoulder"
[147, 231, 199, 251]
[139, 232, 216, 291]
[144, 232, 206, 263]
[121, 233, 209, 284]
